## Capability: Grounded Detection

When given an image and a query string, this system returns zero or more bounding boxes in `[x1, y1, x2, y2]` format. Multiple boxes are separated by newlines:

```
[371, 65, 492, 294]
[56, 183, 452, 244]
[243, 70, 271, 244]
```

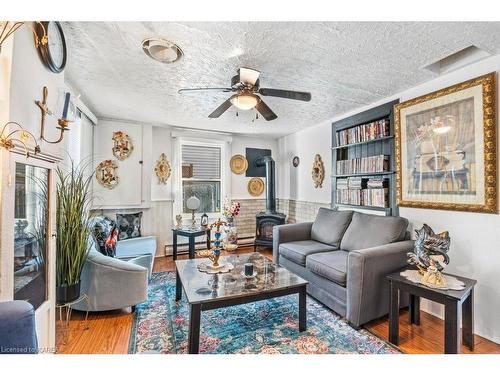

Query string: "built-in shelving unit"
[331, 100, 399, 216]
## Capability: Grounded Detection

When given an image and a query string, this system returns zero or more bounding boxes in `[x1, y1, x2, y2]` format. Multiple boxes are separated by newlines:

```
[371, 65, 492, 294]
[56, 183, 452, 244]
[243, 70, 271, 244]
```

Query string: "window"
[181, 143, 222, 214]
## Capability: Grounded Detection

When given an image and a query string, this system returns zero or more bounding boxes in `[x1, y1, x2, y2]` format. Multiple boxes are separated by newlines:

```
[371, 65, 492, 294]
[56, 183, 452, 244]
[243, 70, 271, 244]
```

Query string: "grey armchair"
[0, 301, 38, 354]
[273, 208, 413, 327]
[73, 247, 150, 312]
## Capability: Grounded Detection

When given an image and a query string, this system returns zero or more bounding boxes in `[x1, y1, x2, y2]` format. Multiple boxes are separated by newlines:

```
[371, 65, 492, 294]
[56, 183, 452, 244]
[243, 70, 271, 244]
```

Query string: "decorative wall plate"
[230, 154, 248, 174]
[154, 153, 171, 184]
[96, 159, 119, 189]
[112, 131, 133, 160]
[248, 177, 265, 196]
[292, 156, 300, 167]
[312, 154, 325, 188]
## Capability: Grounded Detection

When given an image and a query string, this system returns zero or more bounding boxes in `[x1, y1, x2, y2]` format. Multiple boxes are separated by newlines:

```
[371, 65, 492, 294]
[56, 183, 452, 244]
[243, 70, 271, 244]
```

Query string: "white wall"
[9, 27, 69, 161]
[276, 54, 500, 344]
[88, 124, 278, 254]
[277, 123, 331, 204]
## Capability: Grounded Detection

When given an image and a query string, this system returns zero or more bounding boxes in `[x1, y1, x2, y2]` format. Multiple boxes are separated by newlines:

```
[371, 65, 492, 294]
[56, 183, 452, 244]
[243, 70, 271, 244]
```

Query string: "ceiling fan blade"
[258, 88, 311, 102]
[178, 87, 233, 94]
[255, 99, 278, 121]
[208, 98, 233, 118]
[239, 67, 261, 86]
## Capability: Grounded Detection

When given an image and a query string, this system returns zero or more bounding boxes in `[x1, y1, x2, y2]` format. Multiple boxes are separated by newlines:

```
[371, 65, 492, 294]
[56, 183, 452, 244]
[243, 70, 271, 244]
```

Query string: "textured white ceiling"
[62, 22, 500, 138]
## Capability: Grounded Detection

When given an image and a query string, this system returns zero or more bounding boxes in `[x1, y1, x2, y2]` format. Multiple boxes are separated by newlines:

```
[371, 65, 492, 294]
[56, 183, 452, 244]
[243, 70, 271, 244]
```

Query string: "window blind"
[181, 144, 221, 179]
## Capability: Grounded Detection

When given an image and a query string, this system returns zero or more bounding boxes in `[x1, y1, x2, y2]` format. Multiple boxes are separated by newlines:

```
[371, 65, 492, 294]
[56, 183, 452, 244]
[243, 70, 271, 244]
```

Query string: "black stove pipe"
[255, 156, 276, 214]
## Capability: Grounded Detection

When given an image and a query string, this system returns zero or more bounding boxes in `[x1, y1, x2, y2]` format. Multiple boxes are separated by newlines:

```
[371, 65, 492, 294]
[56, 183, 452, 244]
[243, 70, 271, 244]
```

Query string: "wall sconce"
[0, 21, 47, 54]
[0, 122, 41, 158]
[35, 86, 73, 144]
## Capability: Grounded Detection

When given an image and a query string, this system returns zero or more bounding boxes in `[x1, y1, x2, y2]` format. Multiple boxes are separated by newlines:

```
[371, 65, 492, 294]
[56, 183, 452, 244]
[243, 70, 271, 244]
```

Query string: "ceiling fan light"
[230, 93, 259, 110]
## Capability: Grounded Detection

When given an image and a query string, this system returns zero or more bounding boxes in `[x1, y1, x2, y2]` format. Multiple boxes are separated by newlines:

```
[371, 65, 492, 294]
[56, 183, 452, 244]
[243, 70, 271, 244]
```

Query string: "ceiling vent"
[422, 45, 491, 75]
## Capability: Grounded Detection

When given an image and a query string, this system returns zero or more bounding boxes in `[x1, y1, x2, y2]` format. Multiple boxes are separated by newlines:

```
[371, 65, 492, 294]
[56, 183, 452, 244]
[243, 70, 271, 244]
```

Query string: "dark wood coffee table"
[175, 253, 308, 354]
[387, 270, 476, 354]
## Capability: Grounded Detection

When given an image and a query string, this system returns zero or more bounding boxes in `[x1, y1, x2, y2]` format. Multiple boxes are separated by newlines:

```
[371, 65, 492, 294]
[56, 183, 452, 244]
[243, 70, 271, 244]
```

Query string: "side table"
[387, 270, 477, 354]
[172, 227, 211, 260]
[56, 293, 90, 345]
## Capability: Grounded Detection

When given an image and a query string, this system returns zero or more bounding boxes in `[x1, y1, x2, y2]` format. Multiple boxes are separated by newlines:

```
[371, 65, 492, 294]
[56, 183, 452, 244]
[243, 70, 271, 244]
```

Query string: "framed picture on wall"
[395, 72, 497, 213]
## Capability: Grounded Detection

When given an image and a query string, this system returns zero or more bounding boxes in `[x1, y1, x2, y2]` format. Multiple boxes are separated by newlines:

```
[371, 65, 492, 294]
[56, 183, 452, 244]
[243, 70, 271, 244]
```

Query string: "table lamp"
[186, 196, 201, 229]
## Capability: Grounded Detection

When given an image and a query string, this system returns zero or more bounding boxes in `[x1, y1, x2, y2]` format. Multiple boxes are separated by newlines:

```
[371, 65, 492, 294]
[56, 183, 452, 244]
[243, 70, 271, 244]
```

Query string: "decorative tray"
[400, 269, 465, 291]
[197, 262, 234, 274]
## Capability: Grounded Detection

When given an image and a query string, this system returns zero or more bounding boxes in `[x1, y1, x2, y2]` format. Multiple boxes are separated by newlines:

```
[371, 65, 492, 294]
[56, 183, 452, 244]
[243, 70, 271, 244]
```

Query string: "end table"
[172, 227, 211, 260]
[387, 270, 476, 354]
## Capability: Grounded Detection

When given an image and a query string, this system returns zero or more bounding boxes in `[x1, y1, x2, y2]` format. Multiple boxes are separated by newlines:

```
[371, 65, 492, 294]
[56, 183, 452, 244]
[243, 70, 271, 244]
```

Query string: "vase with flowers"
[222, 198, 241, 250]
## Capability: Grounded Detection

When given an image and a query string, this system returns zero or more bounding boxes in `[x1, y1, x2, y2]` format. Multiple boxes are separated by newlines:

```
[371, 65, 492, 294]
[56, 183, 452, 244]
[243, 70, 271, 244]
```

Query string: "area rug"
[128, 272, 399, 354]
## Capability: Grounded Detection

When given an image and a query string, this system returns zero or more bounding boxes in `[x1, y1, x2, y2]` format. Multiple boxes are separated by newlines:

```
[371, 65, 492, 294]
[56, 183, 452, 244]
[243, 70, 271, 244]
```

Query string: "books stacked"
[336, 118, 390, 146]
[335, 178, 389, 208]
[337, 155, 390, 175]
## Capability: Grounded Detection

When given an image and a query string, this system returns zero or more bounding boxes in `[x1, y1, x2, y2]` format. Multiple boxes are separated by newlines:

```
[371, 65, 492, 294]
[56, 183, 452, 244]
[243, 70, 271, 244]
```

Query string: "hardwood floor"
[56, 246, 500, 354]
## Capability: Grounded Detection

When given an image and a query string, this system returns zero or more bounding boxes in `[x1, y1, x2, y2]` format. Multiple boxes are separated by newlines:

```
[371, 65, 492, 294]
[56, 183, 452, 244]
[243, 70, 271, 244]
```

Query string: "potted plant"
[55, 160, 93, 304]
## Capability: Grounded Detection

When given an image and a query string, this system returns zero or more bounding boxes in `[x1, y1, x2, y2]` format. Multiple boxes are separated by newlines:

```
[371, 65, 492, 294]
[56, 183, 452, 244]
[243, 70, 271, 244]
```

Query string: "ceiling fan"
[178, 67, 311, 121]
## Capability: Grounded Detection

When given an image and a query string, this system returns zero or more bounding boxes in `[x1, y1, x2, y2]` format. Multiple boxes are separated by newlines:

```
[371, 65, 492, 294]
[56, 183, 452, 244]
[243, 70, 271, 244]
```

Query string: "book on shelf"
[335, 178, 389, 208]
[336, 155, 390, 175]
[336, 118, 390, 146]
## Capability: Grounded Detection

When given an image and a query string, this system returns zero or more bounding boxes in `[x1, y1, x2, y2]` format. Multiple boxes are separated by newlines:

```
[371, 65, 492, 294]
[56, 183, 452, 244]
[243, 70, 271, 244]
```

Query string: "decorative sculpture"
[175, 214, 183, 229]
[407, 224, 451, 287]
[96, 159, 119, 189]
[154, 153, 171, 184]
[312, 154, 325, 188]
[112, 131, 133, 160]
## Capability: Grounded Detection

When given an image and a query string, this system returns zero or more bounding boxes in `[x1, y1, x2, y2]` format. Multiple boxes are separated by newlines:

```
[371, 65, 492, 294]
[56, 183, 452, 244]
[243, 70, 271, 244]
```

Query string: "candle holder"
[36, 86, 73, 144]
[0, 122, 41, 158]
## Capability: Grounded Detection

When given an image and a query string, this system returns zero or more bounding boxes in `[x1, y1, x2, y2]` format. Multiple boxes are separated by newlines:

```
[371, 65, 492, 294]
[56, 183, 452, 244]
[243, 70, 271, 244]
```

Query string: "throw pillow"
[91, 216, 116, 255]
[116, 212, 142, 241]
[104, 227, 119, 257]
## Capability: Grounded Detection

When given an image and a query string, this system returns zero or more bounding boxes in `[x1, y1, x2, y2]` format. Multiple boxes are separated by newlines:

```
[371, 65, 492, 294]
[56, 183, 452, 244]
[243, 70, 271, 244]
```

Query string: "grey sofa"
[73, 236, 156, 312]
[273, 208, 413, 327]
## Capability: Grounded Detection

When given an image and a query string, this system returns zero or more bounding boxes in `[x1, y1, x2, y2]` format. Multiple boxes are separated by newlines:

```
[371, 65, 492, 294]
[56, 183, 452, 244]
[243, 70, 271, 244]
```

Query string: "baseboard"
[162, 236, 256, 256]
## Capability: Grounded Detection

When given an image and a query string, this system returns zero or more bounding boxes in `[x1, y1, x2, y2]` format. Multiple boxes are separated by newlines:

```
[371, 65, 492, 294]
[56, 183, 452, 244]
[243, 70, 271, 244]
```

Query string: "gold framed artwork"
[112, 131, 133, 160]
[247, 177, 265, 196]
[311, 154, 325, 188]
[96, 159, 119, 189]
[230, 154, 248, 174]
[154, 153, 171, 184]
[395, 72, 497, 213]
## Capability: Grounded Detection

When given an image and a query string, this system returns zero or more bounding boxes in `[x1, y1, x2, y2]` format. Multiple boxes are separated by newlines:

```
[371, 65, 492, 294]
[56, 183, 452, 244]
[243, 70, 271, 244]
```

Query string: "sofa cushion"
[279, 240, 336, 266]
[306, 251, 348, 286]
[340, 212, 409, 251]
[311, 208, 354, 247]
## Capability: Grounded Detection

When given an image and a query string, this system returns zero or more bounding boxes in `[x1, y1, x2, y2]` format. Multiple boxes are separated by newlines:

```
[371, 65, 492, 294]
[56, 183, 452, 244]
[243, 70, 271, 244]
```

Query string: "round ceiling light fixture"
[142, 38, 183, 64]
[230, 93, 259, 111]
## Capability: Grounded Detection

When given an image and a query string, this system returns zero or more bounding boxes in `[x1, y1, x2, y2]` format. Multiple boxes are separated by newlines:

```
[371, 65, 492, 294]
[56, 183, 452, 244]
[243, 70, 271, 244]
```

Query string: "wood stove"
[253, 156, 286, 251]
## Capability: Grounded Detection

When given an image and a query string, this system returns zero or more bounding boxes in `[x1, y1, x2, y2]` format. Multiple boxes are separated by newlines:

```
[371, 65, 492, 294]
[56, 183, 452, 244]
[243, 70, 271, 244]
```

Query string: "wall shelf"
[331, 135, 394, 150]
[331, 100, 399, 216]
[332, 171, 395, 178]
[335, 203, 391, 212]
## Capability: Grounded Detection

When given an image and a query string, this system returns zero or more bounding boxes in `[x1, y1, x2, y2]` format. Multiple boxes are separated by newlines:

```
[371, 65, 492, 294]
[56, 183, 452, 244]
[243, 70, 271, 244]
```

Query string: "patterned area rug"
[128, 272, 399, 354]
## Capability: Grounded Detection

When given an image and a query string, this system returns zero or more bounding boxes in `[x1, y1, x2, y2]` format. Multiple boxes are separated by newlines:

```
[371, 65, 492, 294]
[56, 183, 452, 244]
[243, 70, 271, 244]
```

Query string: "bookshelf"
[331, 100, 399, 216]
